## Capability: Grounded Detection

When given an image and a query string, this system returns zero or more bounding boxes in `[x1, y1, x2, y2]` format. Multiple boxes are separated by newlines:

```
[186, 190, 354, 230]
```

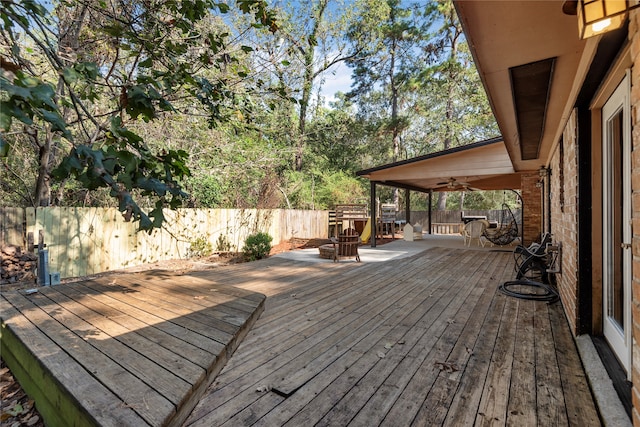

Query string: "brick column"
[520, 172, 542, 246]
[628, 9, 640, 427]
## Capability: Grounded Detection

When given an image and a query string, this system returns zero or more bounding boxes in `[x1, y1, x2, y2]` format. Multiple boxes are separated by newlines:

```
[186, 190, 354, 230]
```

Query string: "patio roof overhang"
[453, 0, 600, 171]
[357, 2, 622, 194]
[356, 137, 522, 193]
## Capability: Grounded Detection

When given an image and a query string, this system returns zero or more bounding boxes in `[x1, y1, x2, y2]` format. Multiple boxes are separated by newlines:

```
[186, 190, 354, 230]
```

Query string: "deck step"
[0, 269, 266, 427]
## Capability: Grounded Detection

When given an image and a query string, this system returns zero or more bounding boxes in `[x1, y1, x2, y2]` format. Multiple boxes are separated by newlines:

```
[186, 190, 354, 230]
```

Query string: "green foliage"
[188, 236, 214, 258]
[0, 0, 503, 221]
[0, 0, 278, 229]
[52, 128, 190, 229]
[424, 190, 515, 211]
[280, 170, 367, 210]
[306, 101, 369, 173]
[402, 189, 515, 212]
[315, 172, 368, 208]
[243, 232, 272, 261]
[0, 72, 71, 139]
[215, 234, 234, 252]
[345, 0, 498, 163]
[184, 175, 224, 208]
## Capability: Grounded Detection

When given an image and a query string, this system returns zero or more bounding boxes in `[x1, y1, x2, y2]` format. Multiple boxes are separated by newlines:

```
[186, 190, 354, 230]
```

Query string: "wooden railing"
[430, 222, 463, 235]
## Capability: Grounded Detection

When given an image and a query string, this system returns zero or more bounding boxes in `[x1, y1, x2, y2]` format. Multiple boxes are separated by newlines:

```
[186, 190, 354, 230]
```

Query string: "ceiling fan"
[435, 177, 480, 191]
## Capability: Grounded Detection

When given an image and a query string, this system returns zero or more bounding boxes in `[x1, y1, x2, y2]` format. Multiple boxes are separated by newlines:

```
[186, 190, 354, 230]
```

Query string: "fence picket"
[0, 207, 24, 246]
[4, 207, 331, 280]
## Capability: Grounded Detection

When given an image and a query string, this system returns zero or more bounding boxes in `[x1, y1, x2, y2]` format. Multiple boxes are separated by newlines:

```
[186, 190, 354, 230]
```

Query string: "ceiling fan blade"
[462, 185, 482, 192]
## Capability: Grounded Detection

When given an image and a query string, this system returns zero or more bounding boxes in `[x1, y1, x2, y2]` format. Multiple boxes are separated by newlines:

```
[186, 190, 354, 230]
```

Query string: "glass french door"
[602, 73, 632, 376]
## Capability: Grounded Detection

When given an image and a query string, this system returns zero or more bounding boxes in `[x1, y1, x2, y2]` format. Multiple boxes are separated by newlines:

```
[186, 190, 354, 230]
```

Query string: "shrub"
[215, 234, 233, 252]
[188, 236, 213, 258]
[243, 232, 272, 261]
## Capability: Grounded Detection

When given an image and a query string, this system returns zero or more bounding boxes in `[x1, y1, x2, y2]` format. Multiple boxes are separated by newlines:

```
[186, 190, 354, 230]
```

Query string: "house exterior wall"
[630, 11, 640, 426]
[549, 110, 580, 334]
[520, 172, 543, 246]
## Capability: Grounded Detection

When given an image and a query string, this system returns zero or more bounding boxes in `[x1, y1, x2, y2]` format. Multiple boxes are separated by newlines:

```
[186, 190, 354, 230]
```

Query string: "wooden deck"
[184, 247, 601, 426]
[0, 269, 266, 427]
[1, 246, 601, 426]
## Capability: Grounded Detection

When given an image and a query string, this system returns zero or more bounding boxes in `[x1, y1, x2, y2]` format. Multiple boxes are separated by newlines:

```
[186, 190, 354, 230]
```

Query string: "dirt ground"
[0, 361, 43, 427]
[0, 235, 397, 426]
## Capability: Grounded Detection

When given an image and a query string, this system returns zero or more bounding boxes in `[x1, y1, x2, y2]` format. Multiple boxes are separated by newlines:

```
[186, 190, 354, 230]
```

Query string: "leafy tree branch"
[0, 0, 278, 230]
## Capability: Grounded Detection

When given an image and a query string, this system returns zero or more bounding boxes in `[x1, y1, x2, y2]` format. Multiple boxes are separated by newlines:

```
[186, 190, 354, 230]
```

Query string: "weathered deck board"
[308, 253, 496, 427]
[2, 245, 601, 427]
[51, 283, 216, 369]
[2, 290, 173, 426]
[408, 254, 510, 427]
[506, 294, 537, 425]
[225, 250, 453, 372]
[534, 300, 569, 426]
[374, 252, 508, 427]
[0, 268, 266, 427]
[183, 247, 601, 427]
[0, 299, 148, 427]
[549, 298, 602, 425]
[77, 278, 236, 346]
[189, 250, 463, 424]
[26, 288, 196, 407]
[474, 294, 519, 425]
[441, 273, 510, 426]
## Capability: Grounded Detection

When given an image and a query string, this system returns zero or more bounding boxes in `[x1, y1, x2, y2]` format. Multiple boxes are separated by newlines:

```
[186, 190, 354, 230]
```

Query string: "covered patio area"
[355, 137, 543, 247]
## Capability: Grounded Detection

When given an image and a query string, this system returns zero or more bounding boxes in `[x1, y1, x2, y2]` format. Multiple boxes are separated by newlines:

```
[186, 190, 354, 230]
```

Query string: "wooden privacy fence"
[0, 207, 25, 247]
[0, 207, 328, 280]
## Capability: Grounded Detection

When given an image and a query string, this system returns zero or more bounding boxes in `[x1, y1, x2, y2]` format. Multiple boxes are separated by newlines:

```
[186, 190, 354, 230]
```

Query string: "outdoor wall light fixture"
[563, 0, 632, 39]
[537, 166, 549, 188]
[538, 165, 549, 178]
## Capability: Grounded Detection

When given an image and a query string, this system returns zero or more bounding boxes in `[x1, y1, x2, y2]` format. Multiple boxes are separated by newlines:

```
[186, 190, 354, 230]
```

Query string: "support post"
[370, 181, 377, 247]
[405, 189, 411, 226]
[428, 190, 433, 235]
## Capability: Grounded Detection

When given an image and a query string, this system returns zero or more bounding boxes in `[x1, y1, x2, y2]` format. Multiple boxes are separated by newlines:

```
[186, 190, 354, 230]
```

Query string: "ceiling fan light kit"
[435, 177, 477, 191]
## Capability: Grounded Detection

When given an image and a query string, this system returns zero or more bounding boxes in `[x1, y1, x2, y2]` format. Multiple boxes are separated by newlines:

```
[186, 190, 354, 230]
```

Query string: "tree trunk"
[295, 0, 329, 172]
[33, 4, 89, 207]
[437, 192, 447, 210]
[436, 19, 461, 213]
[390, 9, 400, 207]
[34, 145, 50, 207]
[297, 55, 312, 171]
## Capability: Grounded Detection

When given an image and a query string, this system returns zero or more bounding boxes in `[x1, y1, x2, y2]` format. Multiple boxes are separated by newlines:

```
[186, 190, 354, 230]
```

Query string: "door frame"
[601, 71, 632, 376]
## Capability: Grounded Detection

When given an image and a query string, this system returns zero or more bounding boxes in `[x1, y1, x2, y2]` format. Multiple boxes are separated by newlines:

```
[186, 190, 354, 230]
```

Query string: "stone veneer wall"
[629, 10, 640, 426]
[549, 110, 580, 334]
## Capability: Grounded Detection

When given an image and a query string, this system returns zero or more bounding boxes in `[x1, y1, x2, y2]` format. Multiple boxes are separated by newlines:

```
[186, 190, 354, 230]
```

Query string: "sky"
[319, 62, 353, 105]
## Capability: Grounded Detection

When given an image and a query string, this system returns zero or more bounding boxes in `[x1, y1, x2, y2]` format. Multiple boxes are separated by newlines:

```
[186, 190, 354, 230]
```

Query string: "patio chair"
[482, 203, 520, 246]
[330, 228, 361, 262]
[514, 232, 552, 283]
[463, 220, 487, 247]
